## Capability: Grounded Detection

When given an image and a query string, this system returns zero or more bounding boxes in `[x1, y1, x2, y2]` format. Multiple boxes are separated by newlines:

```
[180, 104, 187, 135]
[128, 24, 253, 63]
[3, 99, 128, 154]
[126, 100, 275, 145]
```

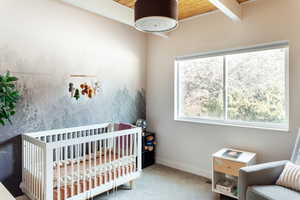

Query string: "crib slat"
[53, 136, 58, 200]
[42, 145, 45, 200]
[45, 141, 54, 200]
[22, 139, 25, 188]
[31, 144, 36, 197]
[42, 146, 45, 200]
[83, 133, 86, 192]
[113, 136, 116, 165]
[122, 135, 125, 177]
[30, 143, 34, 196]
[109, 137, 111, 182]
[41, 146, 44, 200]
[104, 138, 107, 184]
[28, 141, 30, 192]
[58, 146, 61, 200]
[134, 133, 137, 172]
[28, 141, 31, 190]
[98, 139, 101, 186]
[39, 146, 43, 200]
[128, 134, 131, 174]
[99, 139, 102, 186]
[37, 146, 39, 200]
[126, 135, 128, 175]
[88, 139, 92, 191]
[113, 137, 116, 183]
[126, 135, 129, 158]
[25, 140, 28, 188]
[77, 143, 80, 195]
[71, 143, 74, 197]
[130, 134, 132, 174]
[93, 140, 96, 188]
[22, 137, 26, 188]
[128, 135, 130, 174]
[23, 140, 25, 188]
[33, 143, 36, 198]
[37, 147, 40, 200]
[80, 142, 83, 194]
[64, 145, 67, 200]
[38, 147, 43, 200]
[118, 136, 121, 178]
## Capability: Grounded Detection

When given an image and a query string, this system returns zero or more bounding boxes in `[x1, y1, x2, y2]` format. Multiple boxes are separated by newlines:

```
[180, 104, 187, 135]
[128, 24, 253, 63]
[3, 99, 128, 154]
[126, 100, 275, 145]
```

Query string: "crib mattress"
[53, 151, 134, 182]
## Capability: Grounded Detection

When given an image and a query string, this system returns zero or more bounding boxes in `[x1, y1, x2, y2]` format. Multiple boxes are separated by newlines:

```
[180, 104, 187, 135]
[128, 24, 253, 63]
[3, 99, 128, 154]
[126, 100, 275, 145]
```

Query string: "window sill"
[174, 117, 289, 132]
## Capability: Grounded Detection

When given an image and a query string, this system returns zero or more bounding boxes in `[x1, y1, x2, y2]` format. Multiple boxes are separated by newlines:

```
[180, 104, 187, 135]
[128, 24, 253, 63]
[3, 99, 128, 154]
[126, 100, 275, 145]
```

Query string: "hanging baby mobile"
[68, 75, 102, 100]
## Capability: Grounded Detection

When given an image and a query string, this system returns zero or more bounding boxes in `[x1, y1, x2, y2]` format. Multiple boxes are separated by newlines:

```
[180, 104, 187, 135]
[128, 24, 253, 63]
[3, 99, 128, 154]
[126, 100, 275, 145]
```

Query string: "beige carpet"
[18, 165, 229, 200]
[94, 164, 221, 200]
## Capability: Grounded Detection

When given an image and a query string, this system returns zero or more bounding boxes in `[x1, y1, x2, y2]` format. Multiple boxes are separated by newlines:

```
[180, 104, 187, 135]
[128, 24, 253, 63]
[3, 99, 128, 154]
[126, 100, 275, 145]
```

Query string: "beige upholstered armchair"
[238, 130, 300, 200]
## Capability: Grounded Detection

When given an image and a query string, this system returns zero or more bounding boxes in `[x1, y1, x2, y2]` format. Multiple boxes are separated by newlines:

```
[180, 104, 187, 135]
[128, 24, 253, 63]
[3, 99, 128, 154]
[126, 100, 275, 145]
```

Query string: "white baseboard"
[156, 156, 212, 179]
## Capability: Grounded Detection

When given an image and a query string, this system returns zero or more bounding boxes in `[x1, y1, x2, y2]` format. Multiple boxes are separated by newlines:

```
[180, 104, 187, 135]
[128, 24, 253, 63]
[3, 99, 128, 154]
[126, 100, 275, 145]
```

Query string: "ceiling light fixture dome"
[134, 0, 178, 33]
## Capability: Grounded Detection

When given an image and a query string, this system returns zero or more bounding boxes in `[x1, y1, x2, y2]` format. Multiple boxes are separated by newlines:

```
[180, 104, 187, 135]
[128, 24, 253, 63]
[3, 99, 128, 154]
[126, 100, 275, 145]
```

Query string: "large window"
[175, 42, 289, 131]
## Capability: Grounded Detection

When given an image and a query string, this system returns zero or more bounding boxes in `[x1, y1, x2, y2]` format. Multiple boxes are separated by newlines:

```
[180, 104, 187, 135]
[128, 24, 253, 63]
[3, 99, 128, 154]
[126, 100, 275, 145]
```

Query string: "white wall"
[147, 0, 300, 178]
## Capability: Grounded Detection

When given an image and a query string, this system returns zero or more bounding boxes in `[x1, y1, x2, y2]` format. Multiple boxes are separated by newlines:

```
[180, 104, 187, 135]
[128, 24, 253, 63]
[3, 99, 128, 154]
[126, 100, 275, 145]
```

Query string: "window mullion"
[223, 56, 228, 120]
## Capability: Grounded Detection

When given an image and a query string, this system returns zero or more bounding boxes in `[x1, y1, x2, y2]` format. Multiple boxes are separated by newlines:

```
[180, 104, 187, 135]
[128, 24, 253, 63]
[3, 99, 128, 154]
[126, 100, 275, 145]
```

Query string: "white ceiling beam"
[61, 0, 168, 38]
[208, 0, 242, 21]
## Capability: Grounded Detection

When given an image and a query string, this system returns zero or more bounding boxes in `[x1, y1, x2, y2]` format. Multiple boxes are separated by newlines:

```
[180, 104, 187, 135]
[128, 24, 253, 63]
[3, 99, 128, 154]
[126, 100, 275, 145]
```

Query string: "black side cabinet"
[142, 131, 156, 169]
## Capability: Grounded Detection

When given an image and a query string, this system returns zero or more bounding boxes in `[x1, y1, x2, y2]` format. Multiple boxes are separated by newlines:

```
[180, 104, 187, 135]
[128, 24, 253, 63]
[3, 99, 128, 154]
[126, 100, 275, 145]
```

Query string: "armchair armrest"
[238, 160, 288, 200]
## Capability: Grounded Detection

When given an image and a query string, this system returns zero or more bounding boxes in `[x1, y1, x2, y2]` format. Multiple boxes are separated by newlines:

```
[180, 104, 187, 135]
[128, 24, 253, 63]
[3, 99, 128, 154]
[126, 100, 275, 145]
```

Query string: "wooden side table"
[212, 148, 256, 199]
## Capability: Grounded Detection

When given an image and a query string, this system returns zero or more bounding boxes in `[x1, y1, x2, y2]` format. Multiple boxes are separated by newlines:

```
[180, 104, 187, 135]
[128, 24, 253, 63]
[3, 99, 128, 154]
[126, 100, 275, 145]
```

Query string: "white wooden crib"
[20, 123, 142, 200]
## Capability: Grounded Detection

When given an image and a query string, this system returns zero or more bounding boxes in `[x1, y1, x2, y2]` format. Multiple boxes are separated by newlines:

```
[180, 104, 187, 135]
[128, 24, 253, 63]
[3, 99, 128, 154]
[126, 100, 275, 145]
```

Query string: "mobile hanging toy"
[68, 75, 102, 100]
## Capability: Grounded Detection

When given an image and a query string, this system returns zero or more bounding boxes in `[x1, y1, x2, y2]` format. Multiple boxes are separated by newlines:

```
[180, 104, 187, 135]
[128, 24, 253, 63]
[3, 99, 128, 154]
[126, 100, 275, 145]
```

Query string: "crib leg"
[129, 181, 134, 190]
[120, 181, 134, 190]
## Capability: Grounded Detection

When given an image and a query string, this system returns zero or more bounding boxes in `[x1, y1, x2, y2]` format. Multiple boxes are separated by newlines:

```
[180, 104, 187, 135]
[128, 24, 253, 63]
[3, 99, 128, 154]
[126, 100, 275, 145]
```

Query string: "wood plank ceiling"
[114, 0, 249, 20]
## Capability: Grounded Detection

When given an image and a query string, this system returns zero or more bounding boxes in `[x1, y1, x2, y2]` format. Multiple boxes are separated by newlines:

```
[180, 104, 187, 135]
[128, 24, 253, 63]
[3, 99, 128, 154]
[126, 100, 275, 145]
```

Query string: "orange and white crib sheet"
[53, 151, 136, 200]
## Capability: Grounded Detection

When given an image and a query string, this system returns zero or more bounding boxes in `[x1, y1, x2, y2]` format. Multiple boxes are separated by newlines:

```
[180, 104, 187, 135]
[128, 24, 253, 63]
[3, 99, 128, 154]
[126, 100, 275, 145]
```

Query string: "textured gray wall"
[0, 0, 146, 196]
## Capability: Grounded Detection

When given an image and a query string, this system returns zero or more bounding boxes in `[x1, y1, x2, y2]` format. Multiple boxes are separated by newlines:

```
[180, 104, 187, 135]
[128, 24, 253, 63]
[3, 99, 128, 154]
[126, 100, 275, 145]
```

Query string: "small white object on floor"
[16, 195, 29, 200]
[0, 182, 15, 200]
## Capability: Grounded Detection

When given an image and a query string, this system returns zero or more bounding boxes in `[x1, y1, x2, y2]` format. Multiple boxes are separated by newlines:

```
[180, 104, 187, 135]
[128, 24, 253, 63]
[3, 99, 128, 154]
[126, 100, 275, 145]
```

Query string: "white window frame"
[174, 41, 290, 131]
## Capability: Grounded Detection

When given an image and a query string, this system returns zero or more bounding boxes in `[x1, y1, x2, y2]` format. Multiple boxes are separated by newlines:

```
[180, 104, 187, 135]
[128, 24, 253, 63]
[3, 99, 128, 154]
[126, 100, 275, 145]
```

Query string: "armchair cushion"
[247, 185, 300, 200]
[276, 162, 300, 192]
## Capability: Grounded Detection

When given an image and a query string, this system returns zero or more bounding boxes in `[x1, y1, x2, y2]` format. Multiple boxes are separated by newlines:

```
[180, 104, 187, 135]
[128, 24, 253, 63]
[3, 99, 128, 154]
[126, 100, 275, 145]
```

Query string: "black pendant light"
[134, 0, 178, 33]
